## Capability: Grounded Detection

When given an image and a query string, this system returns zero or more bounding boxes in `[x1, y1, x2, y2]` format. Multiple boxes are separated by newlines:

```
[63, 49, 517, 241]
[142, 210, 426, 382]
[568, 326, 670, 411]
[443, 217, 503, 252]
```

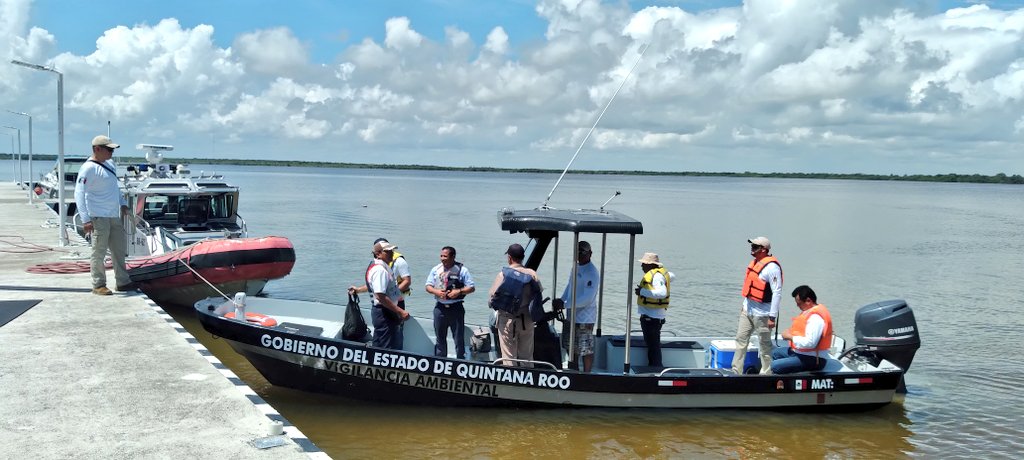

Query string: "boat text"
[330, 363, 499, 397]
[261, 334, 339, 359]
[260, 333, 572, 390]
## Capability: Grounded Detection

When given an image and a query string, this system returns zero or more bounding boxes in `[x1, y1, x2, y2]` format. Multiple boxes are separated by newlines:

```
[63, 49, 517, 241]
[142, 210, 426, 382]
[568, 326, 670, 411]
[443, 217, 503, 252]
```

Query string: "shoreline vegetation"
[4, 153, 1021, 184]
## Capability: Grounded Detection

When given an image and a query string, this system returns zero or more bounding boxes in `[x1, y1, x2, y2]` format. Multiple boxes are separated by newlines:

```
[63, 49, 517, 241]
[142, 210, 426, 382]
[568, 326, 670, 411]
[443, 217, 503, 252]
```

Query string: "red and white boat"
[128, 236, 296, 308]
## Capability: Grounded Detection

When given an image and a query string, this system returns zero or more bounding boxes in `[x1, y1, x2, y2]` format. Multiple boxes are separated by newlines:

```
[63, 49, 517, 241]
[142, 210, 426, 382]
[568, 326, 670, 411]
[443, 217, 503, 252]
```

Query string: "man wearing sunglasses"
[75, 135, 133, 295]
[733, 236, 783, 374]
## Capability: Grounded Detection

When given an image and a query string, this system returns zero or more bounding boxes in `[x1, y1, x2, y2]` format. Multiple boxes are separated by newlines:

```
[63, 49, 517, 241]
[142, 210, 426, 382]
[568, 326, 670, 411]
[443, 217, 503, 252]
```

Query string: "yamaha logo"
[888, 326, 915, 335]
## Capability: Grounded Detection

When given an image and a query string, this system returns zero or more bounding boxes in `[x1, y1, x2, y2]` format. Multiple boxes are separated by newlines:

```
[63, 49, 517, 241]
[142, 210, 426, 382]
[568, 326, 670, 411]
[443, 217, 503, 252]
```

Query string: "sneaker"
[115, 283, 139, 292]
[92, 286, 113, 296]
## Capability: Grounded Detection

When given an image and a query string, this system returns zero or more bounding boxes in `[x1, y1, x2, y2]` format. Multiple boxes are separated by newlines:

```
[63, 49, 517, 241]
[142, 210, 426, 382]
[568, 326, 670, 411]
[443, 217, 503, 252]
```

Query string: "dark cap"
[373, 237, 389, 245]
[505, 243, 525, 261]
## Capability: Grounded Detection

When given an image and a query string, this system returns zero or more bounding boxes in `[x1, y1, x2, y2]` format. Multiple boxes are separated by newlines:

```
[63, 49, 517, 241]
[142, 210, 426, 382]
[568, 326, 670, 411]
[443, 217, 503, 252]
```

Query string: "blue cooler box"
[707, 339, 760, 372]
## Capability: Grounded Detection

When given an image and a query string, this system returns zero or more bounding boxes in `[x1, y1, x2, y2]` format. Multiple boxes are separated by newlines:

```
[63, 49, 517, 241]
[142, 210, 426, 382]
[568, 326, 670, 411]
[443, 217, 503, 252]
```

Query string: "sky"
[1, 0, 1023, 175]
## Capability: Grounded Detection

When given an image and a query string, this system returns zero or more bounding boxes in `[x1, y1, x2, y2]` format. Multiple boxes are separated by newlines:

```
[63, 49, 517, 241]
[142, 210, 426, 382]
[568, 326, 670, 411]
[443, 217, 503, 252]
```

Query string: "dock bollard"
[269, 420, 284, 436]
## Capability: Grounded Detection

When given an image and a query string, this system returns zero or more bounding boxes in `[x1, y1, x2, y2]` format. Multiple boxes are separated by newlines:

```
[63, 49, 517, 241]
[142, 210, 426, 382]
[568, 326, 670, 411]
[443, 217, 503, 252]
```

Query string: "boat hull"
[128, 236, 295, 307]
[195, 302, 903, 411]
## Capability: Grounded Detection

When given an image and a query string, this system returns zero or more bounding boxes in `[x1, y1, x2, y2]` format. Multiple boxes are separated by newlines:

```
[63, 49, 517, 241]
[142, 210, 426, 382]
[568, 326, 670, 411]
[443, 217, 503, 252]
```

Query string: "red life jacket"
[740, 256, 782, 303]
[786, 304, 833, 354]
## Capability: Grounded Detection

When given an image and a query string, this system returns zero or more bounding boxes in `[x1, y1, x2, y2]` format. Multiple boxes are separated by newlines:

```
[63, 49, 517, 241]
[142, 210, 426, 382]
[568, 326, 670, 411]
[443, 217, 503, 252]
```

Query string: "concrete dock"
[0, 183, 323, 459]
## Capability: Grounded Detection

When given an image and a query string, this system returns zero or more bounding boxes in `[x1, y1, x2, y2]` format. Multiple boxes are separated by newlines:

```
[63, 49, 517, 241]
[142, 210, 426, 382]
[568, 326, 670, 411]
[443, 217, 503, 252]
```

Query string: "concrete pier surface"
[0, 184, 320, 459]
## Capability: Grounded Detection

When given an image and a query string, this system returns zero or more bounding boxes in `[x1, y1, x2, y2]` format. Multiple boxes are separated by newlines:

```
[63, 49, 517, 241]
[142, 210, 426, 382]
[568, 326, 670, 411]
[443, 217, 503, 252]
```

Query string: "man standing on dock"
[733, 236, 783, 374]
[74, 135, 133, 295]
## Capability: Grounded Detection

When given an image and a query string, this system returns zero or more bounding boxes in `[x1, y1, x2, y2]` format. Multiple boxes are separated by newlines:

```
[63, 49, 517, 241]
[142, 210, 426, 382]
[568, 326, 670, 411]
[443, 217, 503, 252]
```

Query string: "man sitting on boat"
[487, 243, 544, 367]
[770, 285, 833, 374]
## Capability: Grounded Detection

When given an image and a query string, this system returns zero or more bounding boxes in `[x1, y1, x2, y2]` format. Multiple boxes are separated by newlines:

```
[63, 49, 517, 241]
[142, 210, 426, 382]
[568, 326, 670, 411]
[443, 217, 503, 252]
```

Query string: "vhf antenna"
[542, 43, 648, 209]
[600, 191, 621, 211]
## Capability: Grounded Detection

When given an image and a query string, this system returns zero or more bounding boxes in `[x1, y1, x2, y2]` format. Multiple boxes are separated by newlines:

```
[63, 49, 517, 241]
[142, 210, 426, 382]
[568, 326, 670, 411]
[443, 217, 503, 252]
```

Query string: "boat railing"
[490, 358, 558, 371]
[236, 214, 248, 236]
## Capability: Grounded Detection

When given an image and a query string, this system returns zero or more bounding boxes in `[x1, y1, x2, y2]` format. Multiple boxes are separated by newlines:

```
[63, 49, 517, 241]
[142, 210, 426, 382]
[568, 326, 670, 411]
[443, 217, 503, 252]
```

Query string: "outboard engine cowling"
[854, 300, 920, 392]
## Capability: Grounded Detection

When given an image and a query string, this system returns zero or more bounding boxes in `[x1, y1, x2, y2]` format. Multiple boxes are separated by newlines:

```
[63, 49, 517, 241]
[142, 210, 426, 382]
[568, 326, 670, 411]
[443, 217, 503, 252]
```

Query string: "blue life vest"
[489, 267, 543, 321]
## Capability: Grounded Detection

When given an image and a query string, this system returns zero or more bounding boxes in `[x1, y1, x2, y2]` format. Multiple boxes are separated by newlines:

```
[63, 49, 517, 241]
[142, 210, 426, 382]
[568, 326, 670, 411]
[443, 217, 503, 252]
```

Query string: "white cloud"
[234, 27, 309, 76]
[484, 27, 509, 55]
[384, 17, 423, 50]
[4, 0, 1024, 174]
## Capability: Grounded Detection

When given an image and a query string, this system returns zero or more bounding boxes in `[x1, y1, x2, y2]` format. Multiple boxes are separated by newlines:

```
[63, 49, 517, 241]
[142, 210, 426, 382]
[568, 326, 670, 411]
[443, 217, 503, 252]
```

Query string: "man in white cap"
[733, 236, 783, 374]
[74, 135, 133, 295]
[634, 252, 672, 368]
[353, 240, 410, 350]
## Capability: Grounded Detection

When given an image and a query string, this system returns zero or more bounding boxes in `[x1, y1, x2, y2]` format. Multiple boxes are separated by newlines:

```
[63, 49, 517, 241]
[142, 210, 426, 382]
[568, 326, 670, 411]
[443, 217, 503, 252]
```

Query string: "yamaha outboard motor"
[853, 300, 921, 393]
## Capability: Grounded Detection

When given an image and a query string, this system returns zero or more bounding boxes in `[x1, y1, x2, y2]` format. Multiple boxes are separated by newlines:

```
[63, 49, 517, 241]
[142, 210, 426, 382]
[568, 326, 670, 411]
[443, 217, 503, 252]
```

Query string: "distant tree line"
[5, 153, 1021, 184]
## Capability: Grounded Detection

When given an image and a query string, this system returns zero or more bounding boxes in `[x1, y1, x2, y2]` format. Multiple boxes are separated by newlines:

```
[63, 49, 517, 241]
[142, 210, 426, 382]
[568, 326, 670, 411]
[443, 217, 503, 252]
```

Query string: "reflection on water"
[118, 163, 1024, 459]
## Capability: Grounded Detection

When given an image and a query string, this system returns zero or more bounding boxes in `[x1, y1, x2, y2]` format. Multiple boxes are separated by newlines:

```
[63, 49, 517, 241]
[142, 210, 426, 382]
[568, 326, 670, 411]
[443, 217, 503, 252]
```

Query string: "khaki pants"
[497, 310, 533, 367]
[732, 313, 773, 374]
[90, 217, 130, 289]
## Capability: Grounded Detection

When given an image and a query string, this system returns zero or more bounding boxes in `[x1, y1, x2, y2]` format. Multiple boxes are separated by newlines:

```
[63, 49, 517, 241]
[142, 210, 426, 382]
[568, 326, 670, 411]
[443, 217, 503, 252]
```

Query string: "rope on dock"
[25, 260, 114, 274]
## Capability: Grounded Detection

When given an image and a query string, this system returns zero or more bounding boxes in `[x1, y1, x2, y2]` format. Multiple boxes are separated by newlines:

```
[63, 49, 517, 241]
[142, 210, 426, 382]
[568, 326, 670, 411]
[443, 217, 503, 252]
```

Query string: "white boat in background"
[35, 156, 88, 215]
[121, 144, 248, 257]
[119, 144, 295, 306]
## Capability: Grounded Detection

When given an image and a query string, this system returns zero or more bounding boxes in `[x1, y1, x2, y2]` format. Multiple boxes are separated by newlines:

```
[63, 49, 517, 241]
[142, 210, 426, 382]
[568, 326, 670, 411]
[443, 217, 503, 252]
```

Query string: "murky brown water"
[154, 165, 1023, 458]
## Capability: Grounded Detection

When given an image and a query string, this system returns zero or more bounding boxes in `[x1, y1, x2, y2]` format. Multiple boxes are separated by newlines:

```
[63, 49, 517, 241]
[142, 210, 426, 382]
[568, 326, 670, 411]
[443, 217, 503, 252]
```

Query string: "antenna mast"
[542, 43, 648, 209]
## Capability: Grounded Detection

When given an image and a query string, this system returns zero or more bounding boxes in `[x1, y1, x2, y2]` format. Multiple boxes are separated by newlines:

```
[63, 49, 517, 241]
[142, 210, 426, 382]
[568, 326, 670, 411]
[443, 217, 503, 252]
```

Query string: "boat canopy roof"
[499, 208, 643, 235]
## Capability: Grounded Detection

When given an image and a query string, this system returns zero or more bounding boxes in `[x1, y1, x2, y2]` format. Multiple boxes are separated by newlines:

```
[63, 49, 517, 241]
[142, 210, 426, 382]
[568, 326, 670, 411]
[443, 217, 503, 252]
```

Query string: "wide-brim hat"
[637, 252, 662, 267]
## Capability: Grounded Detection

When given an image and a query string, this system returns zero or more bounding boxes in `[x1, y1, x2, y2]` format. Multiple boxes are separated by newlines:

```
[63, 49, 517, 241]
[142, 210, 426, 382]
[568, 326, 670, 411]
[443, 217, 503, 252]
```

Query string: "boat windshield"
[141, 194, 235, 221]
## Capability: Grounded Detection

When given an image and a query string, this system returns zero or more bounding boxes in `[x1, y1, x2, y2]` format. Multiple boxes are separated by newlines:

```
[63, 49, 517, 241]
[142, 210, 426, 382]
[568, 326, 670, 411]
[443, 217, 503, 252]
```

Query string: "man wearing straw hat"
[634, 252, 671, 368]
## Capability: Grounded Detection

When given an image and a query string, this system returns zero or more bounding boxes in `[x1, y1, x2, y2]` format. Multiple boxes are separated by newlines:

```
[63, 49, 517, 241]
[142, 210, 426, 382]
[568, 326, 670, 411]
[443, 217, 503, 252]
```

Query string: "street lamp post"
[2, 125, 22, 187]
[2, 123, 22, 186]
[12, 59, 68, 246]
[6, 110, 33, 203]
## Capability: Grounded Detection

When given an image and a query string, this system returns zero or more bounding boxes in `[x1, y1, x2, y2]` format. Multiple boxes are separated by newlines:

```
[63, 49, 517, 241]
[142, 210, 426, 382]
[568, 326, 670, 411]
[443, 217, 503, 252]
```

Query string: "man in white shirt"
[635, 252, 672, 368]
[733, 236, 783, 374]
[553, 241, 599, 372]
[358, 241, 410, 349]
[770, 285, 833, 374]
[74, 135, 132, 295]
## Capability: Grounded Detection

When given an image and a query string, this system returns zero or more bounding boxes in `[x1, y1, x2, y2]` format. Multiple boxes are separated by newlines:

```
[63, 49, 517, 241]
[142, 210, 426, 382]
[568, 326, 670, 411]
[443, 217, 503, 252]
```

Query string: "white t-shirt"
[366, 259, 401, 306]
[391, 256, 411, 298]
[74, 159, 126, 222]
[560, 262, 600, 324]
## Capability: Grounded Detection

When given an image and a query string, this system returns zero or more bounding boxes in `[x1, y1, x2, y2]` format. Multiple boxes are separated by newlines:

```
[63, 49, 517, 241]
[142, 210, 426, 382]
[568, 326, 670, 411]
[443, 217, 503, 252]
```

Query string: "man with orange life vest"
[733, 236, 783, 375]
[634, 252, 672, 368]
[349, 240, 409, 350]
[425, 246, 476, 359]
[770, 285, 833, 374]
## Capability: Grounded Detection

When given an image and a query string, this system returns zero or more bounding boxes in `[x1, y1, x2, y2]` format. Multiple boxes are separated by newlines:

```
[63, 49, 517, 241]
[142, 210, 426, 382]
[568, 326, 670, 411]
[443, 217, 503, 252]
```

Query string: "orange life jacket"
[786, 304, 833, 354]
[741, 256, 782, 303]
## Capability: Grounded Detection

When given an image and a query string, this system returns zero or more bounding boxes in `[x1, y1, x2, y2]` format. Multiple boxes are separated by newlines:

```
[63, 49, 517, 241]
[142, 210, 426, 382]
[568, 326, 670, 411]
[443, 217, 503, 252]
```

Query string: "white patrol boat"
[195, 207, 920, 410]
